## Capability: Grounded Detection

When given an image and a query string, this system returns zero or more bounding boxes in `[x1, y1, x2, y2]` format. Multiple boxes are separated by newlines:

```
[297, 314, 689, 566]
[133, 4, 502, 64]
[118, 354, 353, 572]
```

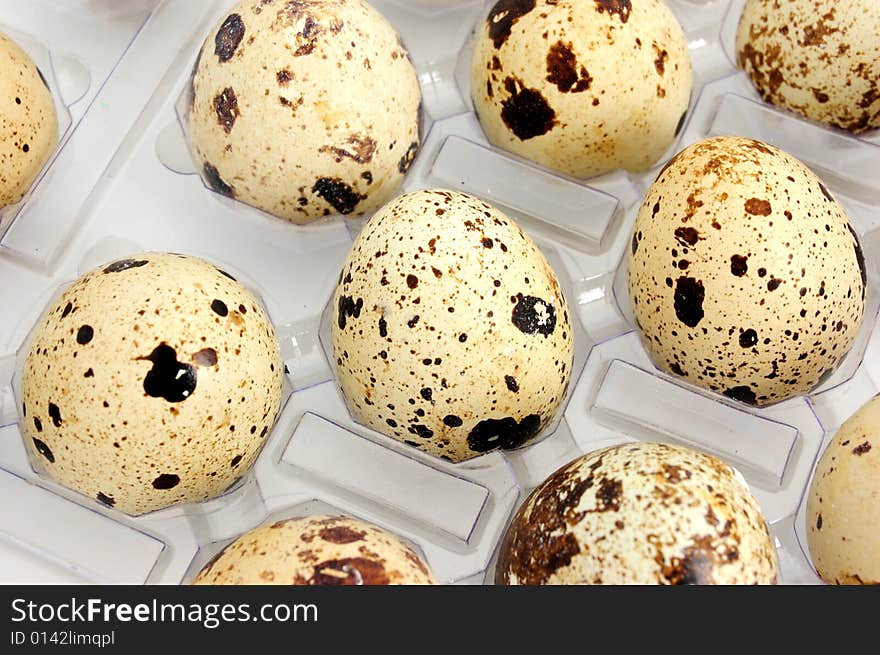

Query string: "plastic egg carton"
[0, 0, 877, 585]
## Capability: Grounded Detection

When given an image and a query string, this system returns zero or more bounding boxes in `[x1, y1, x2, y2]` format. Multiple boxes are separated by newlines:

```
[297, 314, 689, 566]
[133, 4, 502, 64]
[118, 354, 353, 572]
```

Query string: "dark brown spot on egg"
[505, 375, 519, 393]
[32, 437, 53, 463]
[739, 329, 758, 348]
[312, 178, 363, 215]
[467, 414, 542, 452]
[745, 198, 772, 216]
[443, 415, 463, 427]
[674, 227, 700, 247]
[546, 41, 591, 93]
[152, 473, 180, 490]
[76, 325, 94, 345]
[512, 294, 556, 336]
[138, 344, 197, 403]
[48, 403, 62, 428]
[276, 69, 292, 85]
[487, 0, 536, 49]
[501, 76, 557, 140]
[337, 295, 363, 330]
[319, 526, 366, 544]
[852, 442, 872, 456]
[594, 0, 631, 23]
[103, 259, 148, 274]
[211, 299, 228, 316]
[214, 14, 245, 62]
[673, 277, 704, 328]
[309, 558, 389, 585]
[730, 255, 748, 277]
[723, 386, 757, 405]
[213, 87, 240, 133]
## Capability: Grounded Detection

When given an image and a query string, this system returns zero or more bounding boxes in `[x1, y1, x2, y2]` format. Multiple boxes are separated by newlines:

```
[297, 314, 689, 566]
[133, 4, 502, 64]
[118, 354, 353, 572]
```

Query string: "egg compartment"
[449, 0, 740, 201]
[161, 0, 446, 231]
[719, 0, 880, 145]
[0, 0, 162, 272]
[248, 408, 520, 582]
[0, 464, 172, 584]
[607, 72, 880, 404]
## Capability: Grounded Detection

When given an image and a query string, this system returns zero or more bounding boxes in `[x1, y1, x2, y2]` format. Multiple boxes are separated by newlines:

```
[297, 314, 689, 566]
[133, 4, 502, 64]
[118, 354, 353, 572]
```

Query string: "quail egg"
[20, 253, 283, 515]
[471, 0, 692, 178]
[0, 30, 57, 209]
[628, 136, 866, 406]
[186, 0, 421, 223]
[497, 442, 778, 584]
[331, 188, 574, 462]
[193, 515, 436, 584]
[807, 394, 880, 584]
[737, 0, 880, 133]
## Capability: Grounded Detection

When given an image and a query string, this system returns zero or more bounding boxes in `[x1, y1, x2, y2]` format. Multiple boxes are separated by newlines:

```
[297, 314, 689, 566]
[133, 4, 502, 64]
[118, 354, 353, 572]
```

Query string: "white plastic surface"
[0, 0, 877, 586]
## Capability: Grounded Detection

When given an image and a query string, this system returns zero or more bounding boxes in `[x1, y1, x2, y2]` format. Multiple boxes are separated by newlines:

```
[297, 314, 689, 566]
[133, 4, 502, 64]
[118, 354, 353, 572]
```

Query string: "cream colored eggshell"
[628, 136, 866, 406]
[187, 0, 421, 224]
[498, 442, 778, 585]
[0, 31, 58, 208]
[193, 515, 436, 584]
[20, 253, 284, 515]
[807, 395, 880, 584]
[470, 0, 692, 179]
[331, 189, 574, 462]
[736, 0, 880, 133]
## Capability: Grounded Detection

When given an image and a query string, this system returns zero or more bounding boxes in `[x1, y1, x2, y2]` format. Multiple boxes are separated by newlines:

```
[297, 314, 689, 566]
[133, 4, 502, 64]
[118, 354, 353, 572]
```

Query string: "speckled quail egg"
[331, 188, 574, 462]
[0, 30, 58, 209]
[628, 136, 866, 406]
[193, 515, 436, 584]
[186, 0, 421, 223]
[497, 442, 778, 585]
[807, 395, 880, 584]
[471, 0, 692, 179]
[737, 0, 880, 133]
[19, 253, 284, 515]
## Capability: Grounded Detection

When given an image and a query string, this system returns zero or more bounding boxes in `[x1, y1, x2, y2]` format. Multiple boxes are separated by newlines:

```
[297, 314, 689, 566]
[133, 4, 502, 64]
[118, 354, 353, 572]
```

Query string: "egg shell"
[807, 395, 880, 584]
[736, 0, 880, 133]
[470, 0, 692, 178]
[330, 188, 574, 463]
[497, 442, 778, 585]
[19, 253, 284, 516]
[192, 515, 436, 584]
[0, 30, 58, 208]
[627, 136, 866, 407]
[186, 0, 421, 224]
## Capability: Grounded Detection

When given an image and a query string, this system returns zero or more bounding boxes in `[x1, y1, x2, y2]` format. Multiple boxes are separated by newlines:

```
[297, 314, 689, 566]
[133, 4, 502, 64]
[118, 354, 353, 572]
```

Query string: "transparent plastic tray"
[1, 0, 878, 585]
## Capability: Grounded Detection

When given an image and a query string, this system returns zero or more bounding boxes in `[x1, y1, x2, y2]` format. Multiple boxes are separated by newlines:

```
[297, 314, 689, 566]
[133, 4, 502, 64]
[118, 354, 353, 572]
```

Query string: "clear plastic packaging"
[1, 0, 877, 585]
